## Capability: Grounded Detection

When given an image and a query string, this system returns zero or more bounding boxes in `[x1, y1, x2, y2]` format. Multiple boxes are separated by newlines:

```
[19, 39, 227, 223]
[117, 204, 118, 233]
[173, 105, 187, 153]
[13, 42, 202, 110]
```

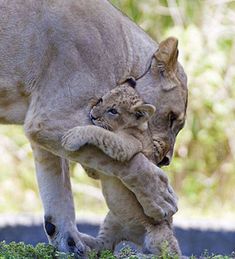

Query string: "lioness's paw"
[62, 128, 87, 151]
[44, 218, 89, 258]
[55, 229, 89, 258]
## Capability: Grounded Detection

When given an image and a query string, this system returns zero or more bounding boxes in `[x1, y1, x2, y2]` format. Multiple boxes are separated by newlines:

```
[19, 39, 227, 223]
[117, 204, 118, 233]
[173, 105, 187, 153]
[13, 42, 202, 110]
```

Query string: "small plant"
[118, 245, 137, 258]
[88, 249, 99, 259]
[99, 249, 116, 259]
[200, 250, 235, 259]
[160, 241, 179, 259]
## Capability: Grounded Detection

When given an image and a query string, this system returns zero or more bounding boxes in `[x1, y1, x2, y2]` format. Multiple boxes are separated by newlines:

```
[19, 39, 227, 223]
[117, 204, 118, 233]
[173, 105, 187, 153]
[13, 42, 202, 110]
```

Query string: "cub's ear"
[154, 37, 180, 90]
[125, 76, 136, 88]
[132, 104, 156, 123]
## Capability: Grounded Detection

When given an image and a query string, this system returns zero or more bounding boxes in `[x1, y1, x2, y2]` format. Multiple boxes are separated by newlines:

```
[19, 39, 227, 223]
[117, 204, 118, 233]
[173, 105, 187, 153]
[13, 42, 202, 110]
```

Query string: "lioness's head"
[135, 37, 188, 166]
[90, 84, 156, 132]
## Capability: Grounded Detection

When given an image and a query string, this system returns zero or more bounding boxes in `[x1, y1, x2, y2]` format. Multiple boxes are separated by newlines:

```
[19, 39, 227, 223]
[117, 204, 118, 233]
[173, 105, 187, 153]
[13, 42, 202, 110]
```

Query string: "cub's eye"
[107, 108, 118, 115]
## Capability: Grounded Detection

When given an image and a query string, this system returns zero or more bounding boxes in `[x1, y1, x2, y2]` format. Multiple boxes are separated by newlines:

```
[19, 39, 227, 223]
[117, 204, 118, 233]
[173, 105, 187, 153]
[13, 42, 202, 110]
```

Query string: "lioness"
[0, 0, 187, 255]
[62, 82, 181, 256]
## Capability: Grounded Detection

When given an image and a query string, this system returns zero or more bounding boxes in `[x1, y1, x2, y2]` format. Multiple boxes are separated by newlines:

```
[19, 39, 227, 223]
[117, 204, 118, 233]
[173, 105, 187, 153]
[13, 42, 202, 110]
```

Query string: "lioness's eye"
[169, 112, 177, 128]
[107, 108, 118, 115]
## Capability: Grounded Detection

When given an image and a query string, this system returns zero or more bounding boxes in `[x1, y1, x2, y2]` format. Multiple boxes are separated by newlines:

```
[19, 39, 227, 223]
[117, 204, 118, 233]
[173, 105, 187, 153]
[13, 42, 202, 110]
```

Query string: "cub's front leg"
[62, 126, 89, 151]
[62, 125, 142, 162]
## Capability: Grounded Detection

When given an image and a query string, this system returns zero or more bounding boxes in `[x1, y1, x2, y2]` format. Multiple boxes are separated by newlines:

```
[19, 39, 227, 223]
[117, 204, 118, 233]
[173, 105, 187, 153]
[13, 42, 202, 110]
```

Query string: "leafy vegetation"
[0, 0, 234, 220]
[1, 242, 234, 259]
[0, 241, 60, 259]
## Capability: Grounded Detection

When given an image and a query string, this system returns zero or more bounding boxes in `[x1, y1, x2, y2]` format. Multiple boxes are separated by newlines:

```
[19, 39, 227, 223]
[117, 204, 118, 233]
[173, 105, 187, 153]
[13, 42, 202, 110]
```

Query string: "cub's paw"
[80, 233, 102, 251]
[62, 127, 87, 151]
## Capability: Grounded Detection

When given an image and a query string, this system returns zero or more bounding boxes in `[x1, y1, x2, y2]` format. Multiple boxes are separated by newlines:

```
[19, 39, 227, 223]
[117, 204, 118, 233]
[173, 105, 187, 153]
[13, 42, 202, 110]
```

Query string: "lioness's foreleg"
[26, 121, 177, 221]
[31, 144, 88, 256]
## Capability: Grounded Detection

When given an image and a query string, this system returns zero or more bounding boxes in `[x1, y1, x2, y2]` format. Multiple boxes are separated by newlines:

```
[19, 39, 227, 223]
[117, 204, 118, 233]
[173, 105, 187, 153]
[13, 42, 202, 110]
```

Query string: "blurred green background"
[0, 0, 235, 221]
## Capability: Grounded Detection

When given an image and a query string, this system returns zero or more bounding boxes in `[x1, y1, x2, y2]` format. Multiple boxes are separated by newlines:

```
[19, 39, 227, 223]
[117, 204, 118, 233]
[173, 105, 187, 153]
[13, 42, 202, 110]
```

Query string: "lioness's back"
[0, 0, 156, 102]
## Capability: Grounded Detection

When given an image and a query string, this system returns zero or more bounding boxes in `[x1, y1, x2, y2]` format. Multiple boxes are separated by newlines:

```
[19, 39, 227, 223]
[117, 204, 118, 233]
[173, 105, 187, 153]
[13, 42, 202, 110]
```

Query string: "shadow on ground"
[0, 220, 235, 257]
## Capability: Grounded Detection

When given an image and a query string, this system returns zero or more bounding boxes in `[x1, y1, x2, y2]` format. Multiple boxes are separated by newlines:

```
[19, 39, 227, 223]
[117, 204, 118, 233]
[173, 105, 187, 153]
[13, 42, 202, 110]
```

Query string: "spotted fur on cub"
[63, 83, 155, 161]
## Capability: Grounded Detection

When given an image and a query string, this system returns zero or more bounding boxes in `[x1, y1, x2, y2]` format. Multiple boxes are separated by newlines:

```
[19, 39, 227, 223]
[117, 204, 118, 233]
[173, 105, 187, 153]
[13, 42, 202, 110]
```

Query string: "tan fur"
[0, 0, 187, 255]
[62, 84, 181, 256]
[62, 84, 155, 162]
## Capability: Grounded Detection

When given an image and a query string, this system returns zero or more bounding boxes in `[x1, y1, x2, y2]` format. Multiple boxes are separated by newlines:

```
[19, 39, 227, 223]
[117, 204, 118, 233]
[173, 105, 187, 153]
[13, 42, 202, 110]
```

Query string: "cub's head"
[90, 84, 156, 132]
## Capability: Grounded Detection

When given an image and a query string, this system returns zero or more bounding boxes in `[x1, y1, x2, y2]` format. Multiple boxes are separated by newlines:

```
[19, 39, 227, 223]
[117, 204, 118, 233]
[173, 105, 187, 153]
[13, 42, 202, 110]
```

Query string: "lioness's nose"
[158, 156, 170, 167]
[158, 150, 173, 167]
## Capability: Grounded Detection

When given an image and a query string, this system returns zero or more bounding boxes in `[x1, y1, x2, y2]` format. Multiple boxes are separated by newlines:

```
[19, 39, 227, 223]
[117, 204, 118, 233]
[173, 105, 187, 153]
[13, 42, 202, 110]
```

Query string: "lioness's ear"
[132, 104, 156, 123]
[155, 37, 178, 71]
[154, 37, 180, 90]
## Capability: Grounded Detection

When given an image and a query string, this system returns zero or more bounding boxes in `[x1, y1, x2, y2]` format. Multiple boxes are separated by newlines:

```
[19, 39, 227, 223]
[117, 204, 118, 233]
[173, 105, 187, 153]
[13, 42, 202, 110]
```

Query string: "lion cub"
[62, 83, 180, 256]
[62, 84, 156, 163]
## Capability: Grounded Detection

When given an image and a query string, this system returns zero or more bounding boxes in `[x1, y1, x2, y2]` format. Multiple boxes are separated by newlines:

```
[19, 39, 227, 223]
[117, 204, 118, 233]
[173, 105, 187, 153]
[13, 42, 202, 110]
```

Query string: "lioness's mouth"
[153, 139, 170, 166]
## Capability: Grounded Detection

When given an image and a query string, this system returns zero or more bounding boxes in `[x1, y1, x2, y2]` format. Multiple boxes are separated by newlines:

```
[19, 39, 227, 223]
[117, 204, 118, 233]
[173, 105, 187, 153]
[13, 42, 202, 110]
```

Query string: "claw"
[46, 226, 87, 258]
[64, 233, 87, 257]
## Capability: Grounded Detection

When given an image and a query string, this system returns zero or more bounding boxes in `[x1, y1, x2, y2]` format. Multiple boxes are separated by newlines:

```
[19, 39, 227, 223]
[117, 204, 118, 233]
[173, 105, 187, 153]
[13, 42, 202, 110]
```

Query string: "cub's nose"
[89, 112, 97, 121]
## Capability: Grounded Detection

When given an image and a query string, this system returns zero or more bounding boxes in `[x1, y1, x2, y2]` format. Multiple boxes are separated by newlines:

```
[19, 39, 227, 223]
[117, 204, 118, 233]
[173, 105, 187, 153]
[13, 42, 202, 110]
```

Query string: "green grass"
[0, 242, 234, 259]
